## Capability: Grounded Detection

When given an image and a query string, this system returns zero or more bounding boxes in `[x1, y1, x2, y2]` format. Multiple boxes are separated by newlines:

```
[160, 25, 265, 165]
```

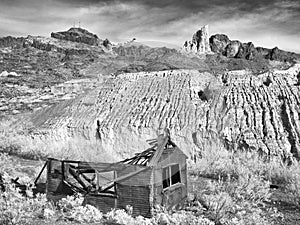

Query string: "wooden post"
[34, 161, 48, 185]
[114, 170, 117, 208]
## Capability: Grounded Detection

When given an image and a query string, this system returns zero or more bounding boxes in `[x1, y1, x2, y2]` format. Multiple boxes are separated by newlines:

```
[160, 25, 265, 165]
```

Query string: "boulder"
[102, 38, 112, 50]
[256, 47, 270, 58]
[209, 34, 230, 55]
[225, 40, 241, 58]
[236, 42, 258, 60]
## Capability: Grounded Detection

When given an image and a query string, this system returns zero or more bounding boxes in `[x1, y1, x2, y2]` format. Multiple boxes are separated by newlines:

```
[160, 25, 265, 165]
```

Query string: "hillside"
[1, 26, 300, 162]
[1, 27, 282, 118]
[4, 62, 299, 162]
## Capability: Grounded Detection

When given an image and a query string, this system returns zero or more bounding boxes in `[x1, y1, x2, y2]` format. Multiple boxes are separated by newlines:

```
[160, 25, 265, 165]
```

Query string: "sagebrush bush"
[57, 195, 103, 223]
[0, 179, 51, 225]
[106, 209, 154, 225]
[168, 211, 215, 225]
[0, 179, 102, 224]
[188, 139, 286, 225]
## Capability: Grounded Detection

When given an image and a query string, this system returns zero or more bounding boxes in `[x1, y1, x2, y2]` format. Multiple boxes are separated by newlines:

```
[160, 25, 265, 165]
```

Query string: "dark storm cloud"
[0, 0, 299, 52]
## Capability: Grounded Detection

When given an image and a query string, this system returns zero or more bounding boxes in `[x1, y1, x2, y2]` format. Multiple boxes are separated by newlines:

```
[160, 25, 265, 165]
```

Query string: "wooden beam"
[34, 161, 48, 185]
[148, 135, 169, 166]
[100, 167, 150, 191]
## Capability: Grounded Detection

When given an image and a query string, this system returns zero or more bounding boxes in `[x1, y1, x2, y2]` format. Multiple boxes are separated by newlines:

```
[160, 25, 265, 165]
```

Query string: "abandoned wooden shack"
[35, 133, 188, 217]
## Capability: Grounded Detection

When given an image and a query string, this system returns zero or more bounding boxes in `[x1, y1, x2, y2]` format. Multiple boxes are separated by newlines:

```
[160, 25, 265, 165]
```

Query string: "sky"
[0, 0, 299, 52]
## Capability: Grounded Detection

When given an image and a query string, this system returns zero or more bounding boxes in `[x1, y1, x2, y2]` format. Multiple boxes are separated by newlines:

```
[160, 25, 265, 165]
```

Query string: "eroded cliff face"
[23, 70, 216, 160]
[209, 64, 300, 160]
[18, 63, 300, 161]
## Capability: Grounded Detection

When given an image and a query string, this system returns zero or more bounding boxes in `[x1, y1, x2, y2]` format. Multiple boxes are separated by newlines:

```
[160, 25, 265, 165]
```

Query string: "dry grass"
[187, 137, 300, 224]
[0, 118, 117, 162]
[1, 117, 300, 224]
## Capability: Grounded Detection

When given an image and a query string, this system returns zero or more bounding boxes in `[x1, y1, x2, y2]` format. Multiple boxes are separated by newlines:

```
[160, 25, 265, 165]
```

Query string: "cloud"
[0, 0, 299, 52]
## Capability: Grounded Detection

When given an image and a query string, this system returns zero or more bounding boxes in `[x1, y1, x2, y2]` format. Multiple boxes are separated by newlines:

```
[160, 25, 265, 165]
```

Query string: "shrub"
[56, 195, 103, 223]
[191, 176, 272, 225]
[188, 140, 278, 225]
[169, 211, 215, 225]
[0, 178, 51, 225]
[106, 209, 153, 225]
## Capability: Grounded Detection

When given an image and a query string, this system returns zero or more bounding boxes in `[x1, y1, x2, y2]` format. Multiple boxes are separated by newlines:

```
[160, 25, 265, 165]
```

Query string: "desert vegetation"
[189, 139, 300, 224]
[1, 134, 300, 225]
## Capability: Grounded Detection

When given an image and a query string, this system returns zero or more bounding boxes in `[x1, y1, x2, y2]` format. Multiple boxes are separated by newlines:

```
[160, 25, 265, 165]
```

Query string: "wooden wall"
[116, 168, 152, 217]
[118, 167, 152, 186]
[45, 156, 187, 217]
[83, 194, 116, 213]
[151, 147, 187, 209]
[117, 183, 152, 217]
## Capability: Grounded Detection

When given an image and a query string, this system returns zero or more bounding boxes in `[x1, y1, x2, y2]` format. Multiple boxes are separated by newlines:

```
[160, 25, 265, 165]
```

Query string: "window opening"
[162, 164, 181, 189]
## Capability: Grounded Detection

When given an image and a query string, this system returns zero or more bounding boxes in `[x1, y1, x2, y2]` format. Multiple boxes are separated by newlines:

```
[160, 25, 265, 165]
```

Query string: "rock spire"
[182, 25, 211, 54]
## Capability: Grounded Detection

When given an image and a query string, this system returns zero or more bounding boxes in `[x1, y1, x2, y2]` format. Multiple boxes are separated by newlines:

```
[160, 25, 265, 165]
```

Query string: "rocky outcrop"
[236, 42, 258, 60]
[102, 38, 112, 50]
[0, 36, 26, 48]
[209, 34, 258, 59]
[182, 25, 211, 54]
[51, 27, 101, 46]
[266, 47, 297, 62]
[210, 34, 297, 62]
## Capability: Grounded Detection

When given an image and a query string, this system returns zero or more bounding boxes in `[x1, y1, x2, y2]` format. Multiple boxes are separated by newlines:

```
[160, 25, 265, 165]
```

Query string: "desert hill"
[1, 26, 292, 117]
[1, 26, 300, 162]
